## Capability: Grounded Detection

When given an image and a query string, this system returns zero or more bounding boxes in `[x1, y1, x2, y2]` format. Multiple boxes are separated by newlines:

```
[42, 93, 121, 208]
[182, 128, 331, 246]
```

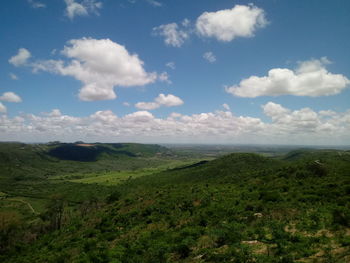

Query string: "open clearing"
[50, 158, 206, 186]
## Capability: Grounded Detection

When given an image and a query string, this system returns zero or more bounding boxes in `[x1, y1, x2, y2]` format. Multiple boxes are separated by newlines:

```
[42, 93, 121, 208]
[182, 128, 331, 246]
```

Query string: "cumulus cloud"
[32, 38, 157, 101]
[28, 0, 46, 8]
[203, 51, 216, 63]
[135, 93, 184, 110]
[0, 103, 349, 144]
[0, 103, 6, 113]
[0, 92, 22, 103]
[153, 22, 189, 47]
[262, 102, 290, 120]
[125, 111, 154, 122]
[196, 4, 267, 42]
[319, 110, 337, 117]
[48, 109, 62, 117]
[155, 93, 183, 107]
[226, 58, 350, 97]
[9, 48, 31, 67]
[261, 102, 333, 135]
[64, 0, 102, 20]
[154, 4, 266, 47]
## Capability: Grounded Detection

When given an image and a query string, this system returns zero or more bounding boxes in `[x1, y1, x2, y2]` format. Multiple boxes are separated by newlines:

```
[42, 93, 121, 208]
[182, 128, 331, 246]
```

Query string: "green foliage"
[106, 191, 121, 203]
[0, 144, 350, 262]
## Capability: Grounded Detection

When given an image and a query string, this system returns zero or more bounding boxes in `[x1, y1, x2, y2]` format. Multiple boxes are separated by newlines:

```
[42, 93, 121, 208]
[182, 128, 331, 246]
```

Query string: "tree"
[43, 195, 65, 230]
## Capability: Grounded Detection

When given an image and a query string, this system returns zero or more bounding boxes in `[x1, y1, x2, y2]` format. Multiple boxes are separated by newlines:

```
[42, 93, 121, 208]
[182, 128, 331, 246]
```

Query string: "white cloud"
[28, 0, 46, 8]
[135, 93, 184, 110]
[64, 0, 102, 20]
[166, 62, 175, 69]
[0, 103, 349, 144]
[203, 51, 216, 63]
[154, 4, 266, 47]
[319, 110, 337, 117]
[90, 110, 118, 123]
[182, 18, 190, 27]
[0, 92, 22, 103]
[146, 0, 162, 7]
[169, 112, 182, 119]
[9, 73, 18, 80]
[153, 23, 189, 47]
[262, 102, 324, 134]
[155, 93, 183, 107]
[0, 103, 6, 113]
[125, 111, 154, 122]
[222, 103, 230, 111]
[196, 4, 267, 42]
[32, 38, 157, 101]
[135, 102, 160, 110]
[226, 58, 350, 97]
[48, 109, 62, 117]
[263, 102, 290, 121]
[9, 48, 31, 67]
[158, 71, 171, 84]
[123, 102, 130, 107]
[128, 0, 162, 7]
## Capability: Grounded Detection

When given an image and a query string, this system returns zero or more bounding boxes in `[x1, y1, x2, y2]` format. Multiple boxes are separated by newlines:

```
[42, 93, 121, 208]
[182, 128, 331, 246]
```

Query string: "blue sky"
[0, 0, 349, 144]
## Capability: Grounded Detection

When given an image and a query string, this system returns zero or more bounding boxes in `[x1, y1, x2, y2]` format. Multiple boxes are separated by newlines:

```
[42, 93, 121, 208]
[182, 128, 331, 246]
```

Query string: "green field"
[52, 159, 207, 186]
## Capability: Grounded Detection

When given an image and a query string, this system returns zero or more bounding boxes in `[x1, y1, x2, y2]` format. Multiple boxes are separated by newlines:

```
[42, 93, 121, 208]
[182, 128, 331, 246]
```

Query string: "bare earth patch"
[76, 144, 95, 147]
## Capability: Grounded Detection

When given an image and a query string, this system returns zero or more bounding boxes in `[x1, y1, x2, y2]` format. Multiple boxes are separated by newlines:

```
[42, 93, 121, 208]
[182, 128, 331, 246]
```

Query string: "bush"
[106, 191, 121, 203]
[259, 191, 281, 202]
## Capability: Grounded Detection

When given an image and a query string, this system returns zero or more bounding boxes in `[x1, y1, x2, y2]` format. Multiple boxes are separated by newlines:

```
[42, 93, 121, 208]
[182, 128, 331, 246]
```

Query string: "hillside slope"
[1, 150, 349, 262]
[0, 142, 171, 177]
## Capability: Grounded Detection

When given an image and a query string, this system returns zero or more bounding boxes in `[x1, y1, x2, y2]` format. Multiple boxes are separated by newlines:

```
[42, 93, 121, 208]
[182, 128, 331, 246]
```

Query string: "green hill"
[0, 142, 169, 163]
[0, 142, 171, 177]
[1, 148, 350, 262]
[47, 143, 169, 162]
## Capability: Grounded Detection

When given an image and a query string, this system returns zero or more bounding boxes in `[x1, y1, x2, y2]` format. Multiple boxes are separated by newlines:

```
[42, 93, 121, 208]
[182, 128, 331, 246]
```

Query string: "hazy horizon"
[1, 140, 350, 149]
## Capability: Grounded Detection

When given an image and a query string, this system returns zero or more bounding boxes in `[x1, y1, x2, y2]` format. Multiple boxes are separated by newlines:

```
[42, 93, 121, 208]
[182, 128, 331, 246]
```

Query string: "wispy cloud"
[28, 0, 46, 8]
[64, 0, 102, 20]
[9, 73, 18, 80]
[166, 62, 175, 70]
[146, 0, 162, 7]
[153, 22, 190, 47]
[203, 51, 216, 63]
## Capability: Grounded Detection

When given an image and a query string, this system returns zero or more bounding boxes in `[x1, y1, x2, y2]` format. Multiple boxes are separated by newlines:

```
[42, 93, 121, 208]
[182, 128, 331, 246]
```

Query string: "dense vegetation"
[0, 143, 349, 262]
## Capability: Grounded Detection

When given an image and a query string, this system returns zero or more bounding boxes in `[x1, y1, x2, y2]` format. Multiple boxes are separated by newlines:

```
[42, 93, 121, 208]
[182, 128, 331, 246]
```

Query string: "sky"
[0, 0, 350, 145]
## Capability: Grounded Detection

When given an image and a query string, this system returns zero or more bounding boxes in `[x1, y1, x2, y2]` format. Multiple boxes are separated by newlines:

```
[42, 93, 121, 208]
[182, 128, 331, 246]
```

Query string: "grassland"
[52, 158, 208, 186]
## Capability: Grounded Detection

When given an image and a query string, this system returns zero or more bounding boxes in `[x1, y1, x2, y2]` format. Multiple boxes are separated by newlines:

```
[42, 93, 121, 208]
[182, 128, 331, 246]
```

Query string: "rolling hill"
[1, 146, 349, 262]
